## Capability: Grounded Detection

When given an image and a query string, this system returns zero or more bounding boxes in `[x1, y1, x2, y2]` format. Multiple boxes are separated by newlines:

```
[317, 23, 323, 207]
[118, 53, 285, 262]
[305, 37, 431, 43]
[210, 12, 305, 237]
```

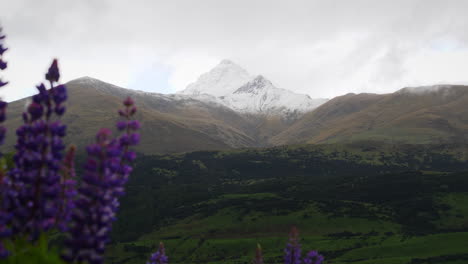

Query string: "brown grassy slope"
[271, 85, 468, 145]
[2, 78, 267, 155]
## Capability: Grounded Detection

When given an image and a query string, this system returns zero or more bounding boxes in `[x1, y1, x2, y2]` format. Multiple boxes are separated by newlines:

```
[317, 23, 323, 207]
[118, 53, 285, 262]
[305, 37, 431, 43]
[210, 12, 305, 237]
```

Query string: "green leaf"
[0, 234, 67, 264]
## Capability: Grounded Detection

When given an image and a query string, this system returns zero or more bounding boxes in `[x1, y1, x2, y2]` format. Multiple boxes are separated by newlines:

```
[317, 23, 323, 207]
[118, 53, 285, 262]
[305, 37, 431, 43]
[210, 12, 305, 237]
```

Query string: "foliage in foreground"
[0, 24, 143, 264]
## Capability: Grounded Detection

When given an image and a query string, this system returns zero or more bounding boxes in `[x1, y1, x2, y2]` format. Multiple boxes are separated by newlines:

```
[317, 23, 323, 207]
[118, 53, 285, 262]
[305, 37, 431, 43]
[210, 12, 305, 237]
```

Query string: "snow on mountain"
[179, 59, 252, 97]
[223, 75, 326, 115]
[397, 85, 456, 94]
[178, 60, 327, 116]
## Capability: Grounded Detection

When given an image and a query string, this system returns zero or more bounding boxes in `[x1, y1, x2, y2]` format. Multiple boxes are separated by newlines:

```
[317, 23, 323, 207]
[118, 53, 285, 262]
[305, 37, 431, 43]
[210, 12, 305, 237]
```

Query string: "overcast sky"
[1, 0, 468, 102]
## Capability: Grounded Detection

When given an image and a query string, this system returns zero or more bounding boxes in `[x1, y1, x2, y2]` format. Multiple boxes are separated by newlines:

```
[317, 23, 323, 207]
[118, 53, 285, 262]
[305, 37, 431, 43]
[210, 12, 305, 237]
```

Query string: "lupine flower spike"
[0, 173, 11, 259]
[303, 250, 324, 264]
[64, 97, 140, 264]
[7, 59, 68, 240]
[0, 25, 10, 259]
[147, 242, 168, 264]
[284, 226, 302, 264]
[253, 243, 264, 264]
[0, 25, 8, 144]
[56, 145, 77, 232]
[0, 26, 8, 90]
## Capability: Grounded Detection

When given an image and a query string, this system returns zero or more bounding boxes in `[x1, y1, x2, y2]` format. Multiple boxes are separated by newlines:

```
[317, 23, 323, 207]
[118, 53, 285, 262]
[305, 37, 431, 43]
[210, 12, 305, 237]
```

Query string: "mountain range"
[3, 60, 468, 155]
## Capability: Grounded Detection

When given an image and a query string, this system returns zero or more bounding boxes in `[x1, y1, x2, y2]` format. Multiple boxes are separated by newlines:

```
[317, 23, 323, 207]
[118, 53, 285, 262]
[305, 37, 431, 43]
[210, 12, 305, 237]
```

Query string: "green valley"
[105, 143, 468, 263]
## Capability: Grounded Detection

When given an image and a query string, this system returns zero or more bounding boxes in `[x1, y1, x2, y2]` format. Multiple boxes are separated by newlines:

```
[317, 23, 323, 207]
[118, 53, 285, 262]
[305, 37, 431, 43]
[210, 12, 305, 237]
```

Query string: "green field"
[105, 143, 468, 263]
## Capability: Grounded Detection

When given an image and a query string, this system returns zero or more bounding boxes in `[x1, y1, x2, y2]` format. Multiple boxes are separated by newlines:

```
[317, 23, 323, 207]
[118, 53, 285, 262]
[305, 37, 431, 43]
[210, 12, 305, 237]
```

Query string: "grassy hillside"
[272, 86, 468, 145]
[106, 143, 468, 263]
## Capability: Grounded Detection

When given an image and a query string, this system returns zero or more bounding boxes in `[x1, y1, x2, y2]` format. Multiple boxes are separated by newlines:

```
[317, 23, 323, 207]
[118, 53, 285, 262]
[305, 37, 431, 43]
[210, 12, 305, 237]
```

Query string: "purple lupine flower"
[0, 101, 6, 123]
[0, 25, 8, 143]
[284, 226, 302, 264]
[0, 25, 9, 259]
[0, 243, 8, 259]
[0, 29, 6, 52]
[0, 173, 12, 259]
[253, 243, 264, 264]
[56, 145, 77, 232]
[45, 59, 60, 83]
[147, 242, 168, 264]
[0, 27, 7, 88]
[116, 96, 140, 173]
[63, 129, 121, 264]
[7, 60, 68, 240]
[303, 250, 324, 264]
[0, 27, 7, 72]
[63, 97, 140, 264]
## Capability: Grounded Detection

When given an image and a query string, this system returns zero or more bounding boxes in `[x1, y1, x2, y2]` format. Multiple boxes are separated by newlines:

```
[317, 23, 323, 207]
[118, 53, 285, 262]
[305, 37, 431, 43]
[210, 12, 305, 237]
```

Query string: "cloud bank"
[1, 0, 468, 101]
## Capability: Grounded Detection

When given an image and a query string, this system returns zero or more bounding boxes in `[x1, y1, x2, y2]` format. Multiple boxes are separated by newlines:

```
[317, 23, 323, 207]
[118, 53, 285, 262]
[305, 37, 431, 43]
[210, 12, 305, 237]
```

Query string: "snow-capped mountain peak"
[179, 59, 252, 97]
[234, 75, 272, 95]
[179, 60, 328, 117]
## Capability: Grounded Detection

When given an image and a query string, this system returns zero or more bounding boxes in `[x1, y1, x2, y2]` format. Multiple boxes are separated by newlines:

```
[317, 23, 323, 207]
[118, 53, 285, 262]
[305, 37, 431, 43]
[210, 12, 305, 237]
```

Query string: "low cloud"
[1, 0, 468, 101]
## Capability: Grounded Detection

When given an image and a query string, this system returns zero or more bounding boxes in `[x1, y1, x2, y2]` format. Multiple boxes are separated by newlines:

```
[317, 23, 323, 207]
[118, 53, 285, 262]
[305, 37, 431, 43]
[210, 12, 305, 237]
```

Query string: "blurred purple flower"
[0, 45, 7, 55]
[0, 174, 12, 259]
[147, 242, 168, 264]
[63, 128, 121, 264]
[0, 244, 8, 259]
[284, 226, 302, 264]
[0, 101, 7, 123]
[0, 128, 4, 146]
[0, 25, 7, 143]
[0, 25, 9, 259]
[0, 27, 7, 72]
[64, 97, 140, 264]
[303, 250, 324, 264]
[0, 28, 6, 54]
[123, 97, 135, 107]
[45, 59, 60, 83]
[56, 145, 77, 232]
